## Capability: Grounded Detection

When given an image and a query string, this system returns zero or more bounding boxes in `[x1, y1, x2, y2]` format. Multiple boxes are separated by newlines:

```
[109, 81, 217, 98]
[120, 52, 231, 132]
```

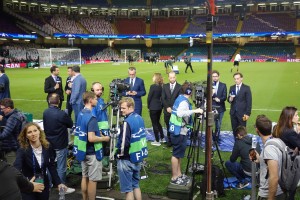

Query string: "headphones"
[91, 82, 104, 92]
[182, 81, 193, 95]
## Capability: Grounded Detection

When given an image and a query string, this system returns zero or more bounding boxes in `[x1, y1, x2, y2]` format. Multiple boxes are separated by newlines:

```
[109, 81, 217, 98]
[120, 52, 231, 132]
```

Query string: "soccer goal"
[37, 48, 81, 67]
[120, 49, 141, 63]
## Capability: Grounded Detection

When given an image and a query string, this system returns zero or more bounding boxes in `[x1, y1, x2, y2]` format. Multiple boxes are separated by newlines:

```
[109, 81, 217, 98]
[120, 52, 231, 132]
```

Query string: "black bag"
[200, 165, 225, 198]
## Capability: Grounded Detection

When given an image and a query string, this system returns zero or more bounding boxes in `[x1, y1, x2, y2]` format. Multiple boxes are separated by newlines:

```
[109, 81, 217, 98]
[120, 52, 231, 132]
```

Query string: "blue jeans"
[56, 148, 68, 184]
[214, 111, 224, 141]
[72, 103, 83, 125]
[225, 161, 250, 183]
[117, 159, 141, 193]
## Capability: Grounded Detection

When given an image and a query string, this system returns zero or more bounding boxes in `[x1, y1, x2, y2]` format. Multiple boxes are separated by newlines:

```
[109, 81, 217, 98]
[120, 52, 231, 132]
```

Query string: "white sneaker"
[65, 187, 75, 194]
[151, 141, 161, 146]
[160, 138, 166, 143]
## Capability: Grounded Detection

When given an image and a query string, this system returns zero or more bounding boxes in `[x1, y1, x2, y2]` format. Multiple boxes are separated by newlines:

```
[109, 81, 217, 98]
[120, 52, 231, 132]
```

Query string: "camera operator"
[116, 97, 147, 200]
[169, 82, 203, 186]
[212, 70, 227, 143]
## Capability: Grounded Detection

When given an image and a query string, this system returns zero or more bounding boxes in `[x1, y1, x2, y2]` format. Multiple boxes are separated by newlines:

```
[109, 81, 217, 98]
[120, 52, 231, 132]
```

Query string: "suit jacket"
[44, 75, 64, 101]
[43, 105, 73, 150]
[162, 82, 181, 115]
[0, 73, 10, 100]
[147, 84, 163, 110]
[64, 76, 72, 103]
[212, 81, 227, 113]
[14, 146, 61, 187]
[70, 74, 87, 105]
[228, 83, 252, 117]
[124, 77, 146, 111]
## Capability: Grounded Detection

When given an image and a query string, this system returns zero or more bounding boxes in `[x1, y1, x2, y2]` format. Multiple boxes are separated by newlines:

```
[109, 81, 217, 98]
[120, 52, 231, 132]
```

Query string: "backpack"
[264, 138, 300, 192]
[201, 165, 225, 198]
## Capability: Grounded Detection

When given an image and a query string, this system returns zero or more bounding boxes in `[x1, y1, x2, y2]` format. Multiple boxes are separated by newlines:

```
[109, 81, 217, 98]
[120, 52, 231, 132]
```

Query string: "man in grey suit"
[70, 65, 87, 124]
[212, 70, 227, 143]
[228, 72, 252, 138]
[162, 71, 181, 146]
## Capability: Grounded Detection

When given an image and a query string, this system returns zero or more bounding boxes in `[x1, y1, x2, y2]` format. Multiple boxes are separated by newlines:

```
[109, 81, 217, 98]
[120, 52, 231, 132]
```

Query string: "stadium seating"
[80, 17, 115, 34]
[115, 18, 146, 34]
[240, 42, 295, 60]
[185, 16, 207, 34]
[241, 13, 296, 32]
[111, 0, 146, 7]
[50, 15, 85, 34]
[0, 13, 26, 34]
[47, 0, 108, 6]
[150, 17, 186, 34]
[183, 43, 238, 60]
[214, 15, 239, 33]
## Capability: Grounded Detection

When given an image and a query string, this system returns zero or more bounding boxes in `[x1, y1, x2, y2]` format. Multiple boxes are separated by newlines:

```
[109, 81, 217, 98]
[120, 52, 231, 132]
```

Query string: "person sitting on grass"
[225, 126, 261, 189]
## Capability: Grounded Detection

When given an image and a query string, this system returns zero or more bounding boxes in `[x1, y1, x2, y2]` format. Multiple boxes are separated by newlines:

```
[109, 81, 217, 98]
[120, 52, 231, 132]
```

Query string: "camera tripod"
[108, 104, 120, 188]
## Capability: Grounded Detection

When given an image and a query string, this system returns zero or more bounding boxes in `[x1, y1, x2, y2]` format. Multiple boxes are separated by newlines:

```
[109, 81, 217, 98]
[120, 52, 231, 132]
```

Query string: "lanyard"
[32, 148, 44, 175]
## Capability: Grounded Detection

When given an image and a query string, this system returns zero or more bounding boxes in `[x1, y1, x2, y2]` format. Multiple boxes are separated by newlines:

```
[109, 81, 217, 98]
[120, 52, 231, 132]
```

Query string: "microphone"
[252, 136, 257, 149]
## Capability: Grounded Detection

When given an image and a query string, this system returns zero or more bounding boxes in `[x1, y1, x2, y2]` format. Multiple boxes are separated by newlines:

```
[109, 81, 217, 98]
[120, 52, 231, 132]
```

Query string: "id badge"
[34, 173, 44, 184]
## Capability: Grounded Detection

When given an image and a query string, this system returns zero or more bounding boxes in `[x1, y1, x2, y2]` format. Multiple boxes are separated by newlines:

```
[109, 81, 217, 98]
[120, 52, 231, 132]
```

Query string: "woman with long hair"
[147, 73, 164, 146]
[14, 122, 66, 200]
[273, 106, 300, 149]
[273, 106, 299, 200]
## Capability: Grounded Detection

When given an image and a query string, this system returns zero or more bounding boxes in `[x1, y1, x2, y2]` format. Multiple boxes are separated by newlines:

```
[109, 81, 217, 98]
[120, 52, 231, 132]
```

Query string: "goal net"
[120, 49, 141, 63]
[37, 48, 81, 67]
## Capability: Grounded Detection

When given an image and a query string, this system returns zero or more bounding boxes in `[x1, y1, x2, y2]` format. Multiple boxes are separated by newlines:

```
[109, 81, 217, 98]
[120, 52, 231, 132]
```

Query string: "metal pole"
[251, 162, 257, 200]
[205, 0, 215, 199]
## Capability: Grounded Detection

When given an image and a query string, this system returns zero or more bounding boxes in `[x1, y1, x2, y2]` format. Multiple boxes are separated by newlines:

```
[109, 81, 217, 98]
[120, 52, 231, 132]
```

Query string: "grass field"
[7, 61, 300, 199]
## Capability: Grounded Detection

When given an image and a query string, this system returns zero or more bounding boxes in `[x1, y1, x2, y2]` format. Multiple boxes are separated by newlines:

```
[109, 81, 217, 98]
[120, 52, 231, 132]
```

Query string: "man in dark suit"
[43, 93, 74, 193]
[212, 70, 227, 142]
[162, 71, 181, 146]
[64, 66, 73, 117]
[44, 65, 64, 109]
[0, 67, 10, 100]
[124, 67, 146, 116]
[228, 72, 252, 138]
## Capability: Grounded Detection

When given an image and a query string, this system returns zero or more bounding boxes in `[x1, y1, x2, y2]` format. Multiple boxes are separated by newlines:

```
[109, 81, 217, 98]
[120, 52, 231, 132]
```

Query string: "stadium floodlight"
[120, 49, 141, 63]
[37, 48, 81, 67]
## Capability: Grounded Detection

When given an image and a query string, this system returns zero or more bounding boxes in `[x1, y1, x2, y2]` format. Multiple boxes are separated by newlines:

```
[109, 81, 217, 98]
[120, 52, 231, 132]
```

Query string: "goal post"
[37, 48, 81, 67]
[120, 49, 141, 63]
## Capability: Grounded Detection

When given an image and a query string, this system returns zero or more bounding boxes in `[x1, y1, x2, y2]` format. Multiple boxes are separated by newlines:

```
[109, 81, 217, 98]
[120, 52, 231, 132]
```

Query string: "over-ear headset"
[91, 82, 104, 92]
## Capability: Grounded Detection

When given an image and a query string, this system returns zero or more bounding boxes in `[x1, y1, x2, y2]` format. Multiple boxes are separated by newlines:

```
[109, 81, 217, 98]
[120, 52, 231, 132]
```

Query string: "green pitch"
[10, 61, 299, 133]
[8, 61, 300, 199]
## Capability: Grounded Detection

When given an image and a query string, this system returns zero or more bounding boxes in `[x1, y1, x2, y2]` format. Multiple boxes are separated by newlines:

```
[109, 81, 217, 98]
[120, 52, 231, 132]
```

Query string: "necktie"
[170, 84, 174, 94]
[236, 85, 240, 95]
[130, 79, 134, 89]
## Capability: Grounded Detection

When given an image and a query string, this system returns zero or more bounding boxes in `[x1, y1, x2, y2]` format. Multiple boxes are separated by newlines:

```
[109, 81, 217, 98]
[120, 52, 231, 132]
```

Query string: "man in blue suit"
[212, 70, 227, 143]
[228, 72, 252, 138]
[70, 65, 87, 124]
[123, 67, 146, 116]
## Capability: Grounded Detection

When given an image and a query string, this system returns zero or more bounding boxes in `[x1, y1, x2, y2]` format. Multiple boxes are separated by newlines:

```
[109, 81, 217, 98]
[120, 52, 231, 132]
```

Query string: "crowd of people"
[0, 60, 299, 200]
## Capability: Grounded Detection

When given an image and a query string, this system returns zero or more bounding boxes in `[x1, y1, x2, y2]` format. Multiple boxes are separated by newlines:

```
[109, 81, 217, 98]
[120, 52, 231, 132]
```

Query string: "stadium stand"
[240, 42, 296, 60]
[80, 17, 115, 34]
[0, 12, 27, 34]
[50, 15, 85, 34]
[241, 13, 296, 32]
[185, 16, 207, 34]
[214, 15, 239, 33]
[115, 18, 146, 34]
[150, 17, 186, 34]
[111, 0, 146, 7]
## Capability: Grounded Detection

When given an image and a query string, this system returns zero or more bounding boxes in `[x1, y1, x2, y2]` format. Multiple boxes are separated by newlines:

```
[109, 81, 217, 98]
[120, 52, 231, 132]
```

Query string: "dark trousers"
[66, 96, 72, 117]
[225, 161, 250, 183]
[149, 110, 164, 142]
[164, 112, 171, 143]
[230, 113, 246, 138]
[185, 63, 194, 73]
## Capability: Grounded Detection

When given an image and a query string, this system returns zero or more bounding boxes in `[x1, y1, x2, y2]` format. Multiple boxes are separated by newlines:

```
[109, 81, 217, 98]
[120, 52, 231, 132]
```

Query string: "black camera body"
[192, 81, 207, 108]
[109, 79, 130, 104]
